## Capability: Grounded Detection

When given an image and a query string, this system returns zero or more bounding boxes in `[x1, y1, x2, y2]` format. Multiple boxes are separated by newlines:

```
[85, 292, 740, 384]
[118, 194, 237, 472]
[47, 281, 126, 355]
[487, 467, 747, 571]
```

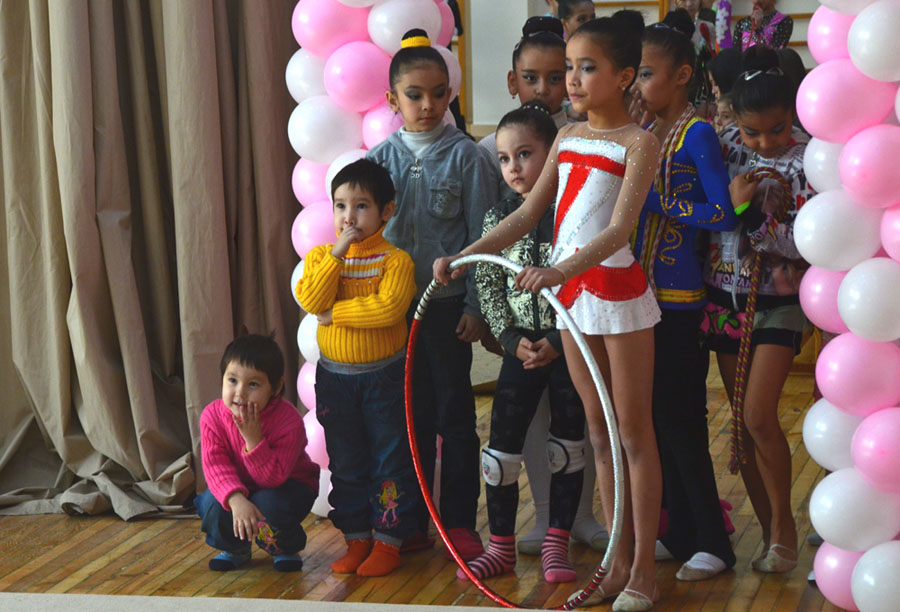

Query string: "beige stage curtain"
[0, 0, 301, 519]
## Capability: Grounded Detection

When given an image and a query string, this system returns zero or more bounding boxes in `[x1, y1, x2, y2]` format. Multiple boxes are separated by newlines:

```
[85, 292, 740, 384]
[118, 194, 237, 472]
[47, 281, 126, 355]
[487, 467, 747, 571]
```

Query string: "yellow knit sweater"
[297, 226, 416, 365]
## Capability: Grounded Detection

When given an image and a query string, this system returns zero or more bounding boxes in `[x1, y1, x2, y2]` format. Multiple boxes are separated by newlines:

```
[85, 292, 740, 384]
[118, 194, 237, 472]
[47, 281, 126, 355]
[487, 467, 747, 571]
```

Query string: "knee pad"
[547, 435, 586, 474]
[481, 448, 523, 487]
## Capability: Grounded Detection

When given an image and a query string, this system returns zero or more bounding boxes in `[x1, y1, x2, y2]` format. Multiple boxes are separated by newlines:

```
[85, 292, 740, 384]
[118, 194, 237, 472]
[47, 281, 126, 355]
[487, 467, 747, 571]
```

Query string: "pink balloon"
[882, 204, 900, 262]
[291, 0, 370, 59]
[362, 102, 404, 149]
[291, 201, 335, 258]
[796, 59, 896, 143]
[324, 41, 391, 113]
[297, 361, 317, 412]
[292, 158, 329, 206]
[852, 407, 900, 492]
[436, 1, 455, 47]
[814, 542, 862, 611]
[800, 266, 850, 334]
[840, 125, 900, 208]
[816, 332, 900, 416]
[808, 6, 855, 64]
[302, 411, 330, 468]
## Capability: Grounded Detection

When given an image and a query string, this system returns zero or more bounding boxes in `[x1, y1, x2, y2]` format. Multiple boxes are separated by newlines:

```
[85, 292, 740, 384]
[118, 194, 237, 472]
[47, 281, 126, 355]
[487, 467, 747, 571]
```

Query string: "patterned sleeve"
[773, 15, 793, 49]
[643, 122, 738, 231]
[475, 207, 520, 354]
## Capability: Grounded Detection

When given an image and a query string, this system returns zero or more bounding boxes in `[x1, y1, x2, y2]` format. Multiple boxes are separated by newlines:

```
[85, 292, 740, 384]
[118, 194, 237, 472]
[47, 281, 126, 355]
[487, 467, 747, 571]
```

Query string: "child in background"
[297, 159, 419, 577]
[366, 29, 497, 562]
[632, 12, 738, 582]
[436, 15, 664, 611]
[703, 45, 814, 574]
[734, 0, 793, 51]
[478, 16, 609, 557]
[196, 334, 319, 572]
[707, 47, 742, 102]
[714, 94, 736, 134]
[558, 0, 596, 38]
[465, 101, 585, 583]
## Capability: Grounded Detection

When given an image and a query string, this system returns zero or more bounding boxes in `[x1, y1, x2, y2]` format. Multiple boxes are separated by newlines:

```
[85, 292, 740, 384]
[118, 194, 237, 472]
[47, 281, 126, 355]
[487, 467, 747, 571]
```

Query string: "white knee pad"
[547, 435, 586, 474]
[481, 448, 523, 487]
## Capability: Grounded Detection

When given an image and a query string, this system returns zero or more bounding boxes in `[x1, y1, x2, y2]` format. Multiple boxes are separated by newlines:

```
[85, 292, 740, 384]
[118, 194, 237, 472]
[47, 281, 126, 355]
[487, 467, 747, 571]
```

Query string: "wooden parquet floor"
[0, 362, 840, 610]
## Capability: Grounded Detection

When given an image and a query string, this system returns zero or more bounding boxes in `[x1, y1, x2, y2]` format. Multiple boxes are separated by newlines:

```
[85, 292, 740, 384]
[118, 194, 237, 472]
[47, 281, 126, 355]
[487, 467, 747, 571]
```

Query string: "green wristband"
[734, 201, 751, 215]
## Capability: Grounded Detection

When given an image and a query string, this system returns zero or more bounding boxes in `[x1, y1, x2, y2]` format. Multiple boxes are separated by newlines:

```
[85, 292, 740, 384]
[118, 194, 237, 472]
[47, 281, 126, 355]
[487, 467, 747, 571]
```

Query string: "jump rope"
[404, 254, 625, 609]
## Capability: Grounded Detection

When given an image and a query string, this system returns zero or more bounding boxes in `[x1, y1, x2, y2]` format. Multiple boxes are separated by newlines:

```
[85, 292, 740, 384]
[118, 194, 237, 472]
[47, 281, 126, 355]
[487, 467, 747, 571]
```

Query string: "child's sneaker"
[443, 528, 485, 562]
[357, 540, 401, 576]
[208, 547, 251, 571]
[332, 537, 374, 573]
[273, 553, 304, 572]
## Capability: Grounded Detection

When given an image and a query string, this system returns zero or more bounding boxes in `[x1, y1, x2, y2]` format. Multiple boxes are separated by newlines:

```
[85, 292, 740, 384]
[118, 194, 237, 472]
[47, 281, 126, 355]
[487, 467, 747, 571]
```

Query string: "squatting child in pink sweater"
[196, 334, 320, 572]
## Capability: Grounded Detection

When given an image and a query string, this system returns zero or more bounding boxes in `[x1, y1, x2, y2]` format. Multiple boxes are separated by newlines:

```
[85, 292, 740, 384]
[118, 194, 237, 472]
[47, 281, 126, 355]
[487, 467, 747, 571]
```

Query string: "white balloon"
[285, 49, 327, 104]
[325, 149, 369, 201]
[848, 0, 900, 82]
[838, 257, 900, 342]
[291, 260, 305, 308]
[804, 138, 845, 193]
[435, 46, 461, 102]
[794, 189, 884, 270]
[337, 0, 377, 6]
[288, 96, 363, 165]
[819, 0, 878, 15]
[297, 313, 320, 365]
[852, 541, 900, 612]
[368, 0, 442, 55]
[809, 468, 900, 551]
[802, 398, 862, 471]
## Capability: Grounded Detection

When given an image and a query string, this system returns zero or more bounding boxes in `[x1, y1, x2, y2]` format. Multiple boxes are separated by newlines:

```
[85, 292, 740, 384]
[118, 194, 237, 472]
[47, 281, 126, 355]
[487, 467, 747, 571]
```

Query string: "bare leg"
[603, 329, 660, 597]
[562, 328, 661, 598]
[561, 331, 633, 594]
[716, 352, 772, 548]
[742, 344, 797, 559]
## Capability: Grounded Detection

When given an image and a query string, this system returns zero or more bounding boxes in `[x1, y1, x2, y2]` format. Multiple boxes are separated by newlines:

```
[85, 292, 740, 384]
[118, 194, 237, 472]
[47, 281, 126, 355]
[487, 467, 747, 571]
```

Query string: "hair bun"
[611, 9, 645, 36]
[401, 28, 431, 49]
[522, 15, 564, 39]
[741, 44, 780, 73]
[663, 8, 695, 39]
[520, 99, 552, 115]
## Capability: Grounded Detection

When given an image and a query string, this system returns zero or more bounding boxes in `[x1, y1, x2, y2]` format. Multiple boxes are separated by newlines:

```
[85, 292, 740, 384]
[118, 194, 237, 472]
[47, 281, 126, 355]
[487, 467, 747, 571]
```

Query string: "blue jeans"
[315, 356, 421, 542]
[406, 296, 480, 531]
[195, 479, 316, 555]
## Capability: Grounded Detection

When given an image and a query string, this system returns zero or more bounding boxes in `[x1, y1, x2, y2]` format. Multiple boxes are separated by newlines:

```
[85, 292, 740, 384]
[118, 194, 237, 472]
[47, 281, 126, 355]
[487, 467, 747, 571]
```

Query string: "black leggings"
[486, 350, 585, 537]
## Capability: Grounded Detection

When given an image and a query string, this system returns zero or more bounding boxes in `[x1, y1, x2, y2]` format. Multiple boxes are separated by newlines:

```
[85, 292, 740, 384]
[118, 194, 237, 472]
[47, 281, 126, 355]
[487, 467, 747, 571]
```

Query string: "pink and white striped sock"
[541, 527, 576, 583]
[457, 534, 516, 581]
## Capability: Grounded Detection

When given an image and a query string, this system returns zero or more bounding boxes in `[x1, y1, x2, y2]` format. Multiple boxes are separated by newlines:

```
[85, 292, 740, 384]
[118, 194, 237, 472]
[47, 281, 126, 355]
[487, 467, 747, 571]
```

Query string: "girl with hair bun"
[632, 10, 738, 584]
[478, 16, 610, 560]
[557, 0, 596, 38]
[367, 28, 498, 564]
[437, 14, 665, 611]
[702, 44, 813, 574]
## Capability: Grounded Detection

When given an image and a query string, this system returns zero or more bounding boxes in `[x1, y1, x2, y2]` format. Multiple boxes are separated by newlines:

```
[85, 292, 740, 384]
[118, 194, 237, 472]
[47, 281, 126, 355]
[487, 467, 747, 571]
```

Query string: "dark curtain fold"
[0, 0, 301, 519]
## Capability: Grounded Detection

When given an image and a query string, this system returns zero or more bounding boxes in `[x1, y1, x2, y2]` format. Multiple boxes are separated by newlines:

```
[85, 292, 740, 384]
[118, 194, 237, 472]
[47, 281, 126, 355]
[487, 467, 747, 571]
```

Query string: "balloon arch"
[285, 0, 900, 609]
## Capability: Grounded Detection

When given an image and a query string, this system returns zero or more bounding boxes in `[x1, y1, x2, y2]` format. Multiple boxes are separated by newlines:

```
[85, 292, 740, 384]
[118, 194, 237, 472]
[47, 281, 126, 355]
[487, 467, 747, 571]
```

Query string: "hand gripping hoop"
[404, 254, 625, 609]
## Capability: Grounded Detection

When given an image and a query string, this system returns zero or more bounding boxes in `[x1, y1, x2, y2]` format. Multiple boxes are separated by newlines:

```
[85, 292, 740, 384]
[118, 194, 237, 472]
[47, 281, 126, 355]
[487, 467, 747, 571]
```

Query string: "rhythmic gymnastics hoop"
[404, 254, 626, 609]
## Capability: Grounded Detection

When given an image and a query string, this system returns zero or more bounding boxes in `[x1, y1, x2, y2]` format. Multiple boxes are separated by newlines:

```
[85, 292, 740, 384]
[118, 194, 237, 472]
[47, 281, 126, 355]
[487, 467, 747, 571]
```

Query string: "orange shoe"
[331, 537, 373, 574]
[357, 540, 401, 577]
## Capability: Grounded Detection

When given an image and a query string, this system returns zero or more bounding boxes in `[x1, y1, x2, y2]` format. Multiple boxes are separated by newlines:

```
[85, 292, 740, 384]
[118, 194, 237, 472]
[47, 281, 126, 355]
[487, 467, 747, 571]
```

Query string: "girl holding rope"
[436, 15, 663, 611]
[701, 45, 813, 574]
[630, 10, 738, 583]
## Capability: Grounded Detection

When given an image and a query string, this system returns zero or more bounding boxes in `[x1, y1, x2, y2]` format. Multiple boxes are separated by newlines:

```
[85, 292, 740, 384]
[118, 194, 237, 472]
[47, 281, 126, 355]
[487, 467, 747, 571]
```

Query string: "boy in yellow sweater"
[297, 159, 419, 577]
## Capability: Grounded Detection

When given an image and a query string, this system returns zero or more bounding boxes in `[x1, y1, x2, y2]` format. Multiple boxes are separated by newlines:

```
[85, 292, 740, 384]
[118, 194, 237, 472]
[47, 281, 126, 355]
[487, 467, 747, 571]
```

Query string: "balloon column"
[285, 0, 460, 516]
[797, 3, 900, 610]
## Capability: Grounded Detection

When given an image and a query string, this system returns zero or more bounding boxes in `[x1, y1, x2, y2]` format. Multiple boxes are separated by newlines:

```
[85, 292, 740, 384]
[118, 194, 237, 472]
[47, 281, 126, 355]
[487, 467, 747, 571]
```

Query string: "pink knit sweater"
[200, 397, 320, 510]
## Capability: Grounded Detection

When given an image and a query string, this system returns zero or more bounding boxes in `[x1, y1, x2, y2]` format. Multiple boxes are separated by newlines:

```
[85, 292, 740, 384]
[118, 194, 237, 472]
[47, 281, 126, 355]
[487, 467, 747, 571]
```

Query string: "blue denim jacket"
[367, 125, 499, 317]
